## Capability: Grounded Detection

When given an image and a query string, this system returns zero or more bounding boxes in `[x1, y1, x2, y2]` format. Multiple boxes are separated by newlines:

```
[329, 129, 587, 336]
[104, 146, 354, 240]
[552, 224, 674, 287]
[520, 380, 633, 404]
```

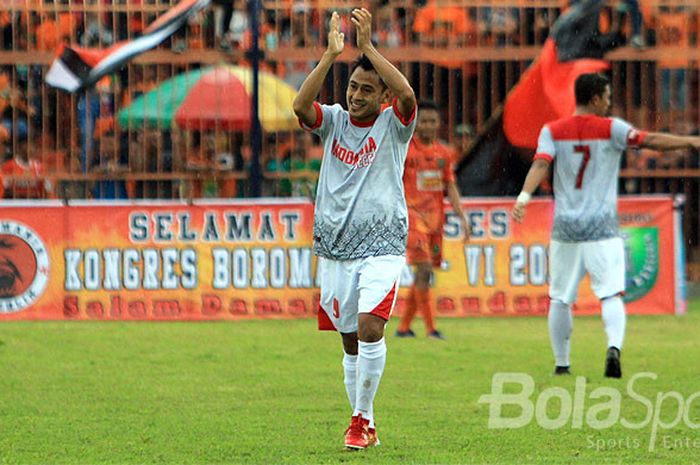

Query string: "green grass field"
[2, 304, 700, 465]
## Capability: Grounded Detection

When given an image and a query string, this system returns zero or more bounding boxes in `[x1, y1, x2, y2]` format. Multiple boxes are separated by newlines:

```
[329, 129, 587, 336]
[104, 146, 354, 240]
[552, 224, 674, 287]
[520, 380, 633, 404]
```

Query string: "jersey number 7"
[573, 145, 591, 189]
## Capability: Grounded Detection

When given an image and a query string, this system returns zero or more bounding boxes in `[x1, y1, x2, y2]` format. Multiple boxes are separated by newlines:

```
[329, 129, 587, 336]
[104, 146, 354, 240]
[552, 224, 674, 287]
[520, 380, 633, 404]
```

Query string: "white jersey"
[535, 114, 646, 242]
[302, 100, 416, 260]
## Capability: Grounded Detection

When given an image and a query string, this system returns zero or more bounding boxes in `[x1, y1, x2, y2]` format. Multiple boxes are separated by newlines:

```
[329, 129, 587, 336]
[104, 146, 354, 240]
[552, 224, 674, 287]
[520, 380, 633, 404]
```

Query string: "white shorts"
[549, 238, 625, 304]
[317, 255, 405, 333]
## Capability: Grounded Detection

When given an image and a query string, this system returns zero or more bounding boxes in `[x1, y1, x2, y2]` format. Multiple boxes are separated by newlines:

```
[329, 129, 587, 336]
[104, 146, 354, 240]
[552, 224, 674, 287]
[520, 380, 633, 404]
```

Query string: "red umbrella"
[173, 65, 298, 131]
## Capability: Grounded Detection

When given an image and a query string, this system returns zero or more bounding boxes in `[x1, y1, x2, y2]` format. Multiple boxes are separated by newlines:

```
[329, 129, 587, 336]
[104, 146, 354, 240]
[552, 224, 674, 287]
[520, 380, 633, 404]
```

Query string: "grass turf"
[1, 305, 700, 464]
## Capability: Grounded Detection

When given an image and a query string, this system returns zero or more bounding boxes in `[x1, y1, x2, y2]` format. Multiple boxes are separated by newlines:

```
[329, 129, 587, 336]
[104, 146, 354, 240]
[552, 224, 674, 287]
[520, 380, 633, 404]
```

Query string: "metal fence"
[2, 0, 700, 269]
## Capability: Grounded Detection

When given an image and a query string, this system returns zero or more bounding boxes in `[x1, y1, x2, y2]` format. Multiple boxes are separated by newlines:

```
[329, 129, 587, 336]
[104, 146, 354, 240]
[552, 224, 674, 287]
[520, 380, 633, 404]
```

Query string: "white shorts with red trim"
[317, 255, 405, 333]
[549, 238, 625, 305]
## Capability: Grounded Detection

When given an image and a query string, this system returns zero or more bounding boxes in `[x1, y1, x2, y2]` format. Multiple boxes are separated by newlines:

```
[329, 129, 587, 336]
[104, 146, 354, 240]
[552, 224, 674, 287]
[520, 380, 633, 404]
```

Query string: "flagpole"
[248, 0, 263, 198]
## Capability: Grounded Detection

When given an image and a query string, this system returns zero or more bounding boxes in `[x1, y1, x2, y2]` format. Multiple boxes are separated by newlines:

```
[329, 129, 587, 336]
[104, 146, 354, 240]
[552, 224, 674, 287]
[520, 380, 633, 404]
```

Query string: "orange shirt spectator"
[58, 13, 77, 41]
[414, 1, 474, 45]
[34, 11, 75, 52]
[655, 7, 691, 69]
[35, 15, 60, 52]
[413, 1, 476, 69]
[2, 157, 50, 199]
[403, 137, 456, 235]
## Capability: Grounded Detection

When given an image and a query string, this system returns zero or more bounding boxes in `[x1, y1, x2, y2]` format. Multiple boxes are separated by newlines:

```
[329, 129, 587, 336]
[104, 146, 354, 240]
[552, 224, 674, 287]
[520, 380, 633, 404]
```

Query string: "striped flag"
[46, 0, 211, 92]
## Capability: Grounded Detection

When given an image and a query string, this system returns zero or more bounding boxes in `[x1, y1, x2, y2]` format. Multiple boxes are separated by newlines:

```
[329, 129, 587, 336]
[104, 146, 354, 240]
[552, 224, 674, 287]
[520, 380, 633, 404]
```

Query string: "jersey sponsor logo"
[417, 170, 444, 191]
[0, 221, 49, 313]
[331, 137, 377, 168]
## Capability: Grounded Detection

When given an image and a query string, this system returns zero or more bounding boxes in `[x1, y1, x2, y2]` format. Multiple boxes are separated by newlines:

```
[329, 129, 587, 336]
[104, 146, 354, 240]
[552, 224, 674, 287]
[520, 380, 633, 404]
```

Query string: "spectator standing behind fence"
[478, 6, 519, 46]
[653, 5, 693, 131]
[602, 1, 645, 49]
[396, 100, 469, 340]
[621, 0, 645, 48]
[35, 10, 77, 52]
[2, 134, 52, 199]
[212, 0, 234, 50]
[373, 3, 404, 48]
[413, 0, 475, 48]
[81, 11, 113, 47]
[90, 132, 129, 199]
[0, 70, 32, 145]
[218, 0, 247, 51]
[279, 1, 320, 88]
[412, 0, 477, 72]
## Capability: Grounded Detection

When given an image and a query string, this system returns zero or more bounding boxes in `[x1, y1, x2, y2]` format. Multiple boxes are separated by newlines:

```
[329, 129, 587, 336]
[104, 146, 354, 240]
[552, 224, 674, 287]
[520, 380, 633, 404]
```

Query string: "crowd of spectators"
[0, 0, 699, 200]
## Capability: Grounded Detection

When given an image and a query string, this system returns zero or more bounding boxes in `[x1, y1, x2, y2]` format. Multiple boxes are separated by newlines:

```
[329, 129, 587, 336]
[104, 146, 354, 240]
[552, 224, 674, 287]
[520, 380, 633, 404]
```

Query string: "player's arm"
[446, 181, 470, 242]
[513, 125, 555, 223]
[512, 158, 551, 223]
[351, 8, 415, 117]
[639, 132, 700, 151]
[292, 11, 344, 127]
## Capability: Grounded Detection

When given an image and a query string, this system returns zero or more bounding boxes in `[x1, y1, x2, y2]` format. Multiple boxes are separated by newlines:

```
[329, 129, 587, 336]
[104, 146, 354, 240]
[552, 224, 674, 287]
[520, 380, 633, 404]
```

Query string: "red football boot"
[344, 414, 370, 450]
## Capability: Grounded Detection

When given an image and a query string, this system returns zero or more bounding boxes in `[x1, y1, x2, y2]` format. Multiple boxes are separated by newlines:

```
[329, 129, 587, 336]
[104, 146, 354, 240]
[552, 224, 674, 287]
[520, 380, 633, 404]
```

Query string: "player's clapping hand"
[327, 11, 345, 56]
[511, 203, 526, 223]
[351, 8, 372, 52]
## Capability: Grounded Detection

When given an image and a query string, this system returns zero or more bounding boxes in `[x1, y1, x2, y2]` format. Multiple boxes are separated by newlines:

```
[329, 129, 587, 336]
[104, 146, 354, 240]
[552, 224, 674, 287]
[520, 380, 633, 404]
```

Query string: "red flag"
[503, 39, 610, 150]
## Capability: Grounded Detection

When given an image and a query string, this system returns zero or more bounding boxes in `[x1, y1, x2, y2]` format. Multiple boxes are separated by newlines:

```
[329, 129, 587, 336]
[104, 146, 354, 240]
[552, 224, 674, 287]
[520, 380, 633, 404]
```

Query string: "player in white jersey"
[292, 8, 416, 449]
[512, 73, 700, 378]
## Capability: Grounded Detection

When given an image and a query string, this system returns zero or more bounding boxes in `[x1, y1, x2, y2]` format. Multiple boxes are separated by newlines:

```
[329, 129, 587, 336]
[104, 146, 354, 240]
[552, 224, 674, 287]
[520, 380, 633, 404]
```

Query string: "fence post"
[248, 0, 262, 197]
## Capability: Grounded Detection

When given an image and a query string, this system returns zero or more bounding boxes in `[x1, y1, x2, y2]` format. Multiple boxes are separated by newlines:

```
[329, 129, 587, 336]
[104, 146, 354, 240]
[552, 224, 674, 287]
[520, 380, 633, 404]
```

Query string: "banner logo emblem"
[0, 221, 49, 313]
[623, 227, 659, 303]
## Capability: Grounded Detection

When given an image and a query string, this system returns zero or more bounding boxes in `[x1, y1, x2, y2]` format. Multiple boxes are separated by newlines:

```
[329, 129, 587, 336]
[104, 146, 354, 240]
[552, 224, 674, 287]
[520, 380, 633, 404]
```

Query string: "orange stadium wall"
[0, 197, 684, 321]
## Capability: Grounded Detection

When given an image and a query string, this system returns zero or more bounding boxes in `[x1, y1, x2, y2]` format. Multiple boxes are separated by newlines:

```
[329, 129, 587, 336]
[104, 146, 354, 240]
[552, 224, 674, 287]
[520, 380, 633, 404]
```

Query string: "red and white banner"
[0, 197, 683, 321]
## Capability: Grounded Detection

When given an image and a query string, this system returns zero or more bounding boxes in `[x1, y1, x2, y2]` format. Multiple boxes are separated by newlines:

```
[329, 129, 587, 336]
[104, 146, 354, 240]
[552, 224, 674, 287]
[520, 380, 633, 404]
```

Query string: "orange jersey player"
[397, 99, 470, 340]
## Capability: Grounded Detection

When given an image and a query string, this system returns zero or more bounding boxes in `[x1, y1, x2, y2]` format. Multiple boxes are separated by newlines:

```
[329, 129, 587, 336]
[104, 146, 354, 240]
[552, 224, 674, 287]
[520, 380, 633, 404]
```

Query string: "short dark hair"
[351, 54, 375, 73]
[350, 55, 387, 89]
[418, 99, 440, 112]
[575, 73, 609, 105]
